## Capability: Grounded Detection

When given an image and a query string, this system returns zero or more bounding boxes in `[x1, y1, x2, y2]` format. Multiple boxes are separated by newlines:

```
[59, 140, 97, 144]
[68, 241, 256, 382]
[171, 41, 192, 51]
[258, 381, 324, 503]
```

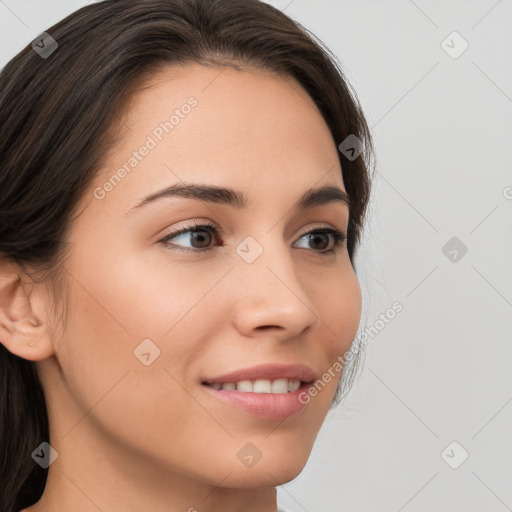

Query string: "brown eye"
[159, 222, 346, 255]
[305, 232, 330, 251]
[293, 228, 346, 254]
[186, 229, 214, 249]
[159, 222, 221, 252]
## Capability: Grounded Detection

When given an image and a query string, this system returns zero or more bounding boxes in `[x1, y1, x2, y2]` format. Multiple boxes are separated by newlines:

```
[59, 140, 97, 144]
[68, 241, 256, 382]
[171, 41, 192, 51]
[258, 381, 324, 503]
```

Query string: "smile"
[200, 363, 315, 420]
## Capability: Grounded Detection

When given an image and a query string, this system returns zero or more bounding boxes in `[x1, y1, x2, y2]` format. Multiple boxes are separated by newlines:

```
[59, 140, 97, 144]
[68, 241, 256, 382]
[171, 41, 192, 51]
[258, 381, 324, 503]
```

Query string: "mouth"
[200, 363, 315, 420]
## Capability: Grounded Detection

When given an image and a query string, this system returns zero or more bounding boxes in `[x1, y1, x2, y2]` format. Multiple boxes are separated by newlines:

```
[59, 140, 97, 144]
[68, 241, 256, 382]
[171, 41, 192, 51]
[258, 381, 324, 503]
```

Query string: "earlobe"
[0, 262, 55, 361]
[0, 313, 54, 361]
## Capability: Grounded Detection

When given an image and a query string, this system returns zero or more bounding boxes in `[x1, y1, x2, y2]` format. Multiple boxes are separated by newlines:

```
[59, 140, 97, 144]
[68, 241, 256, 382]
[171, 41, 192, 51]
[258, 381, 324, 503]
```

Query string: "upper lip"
[202, 363, 315, 384]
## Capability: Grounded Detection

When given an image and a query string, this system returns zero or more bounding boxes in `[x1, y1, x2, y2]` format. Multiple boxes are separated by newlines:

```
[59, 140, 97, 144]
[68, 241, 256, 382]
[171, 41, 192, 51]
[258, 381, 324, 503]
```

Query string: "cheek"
[308, 266, 362, 402]
[52, 271, 209, 462]
[56, 246, 222, 410]
[318, 265, 362, 354]
[86, 244, 231, 340]
[66, 239, 202, 342]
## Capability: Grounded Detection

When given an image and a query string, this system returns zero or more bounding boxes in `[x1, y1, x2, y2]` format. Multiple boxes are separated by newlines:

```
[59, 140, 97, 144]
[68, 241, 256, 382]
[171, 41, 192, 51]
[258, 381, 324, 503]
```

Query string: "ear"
[0, 258, 54, 361]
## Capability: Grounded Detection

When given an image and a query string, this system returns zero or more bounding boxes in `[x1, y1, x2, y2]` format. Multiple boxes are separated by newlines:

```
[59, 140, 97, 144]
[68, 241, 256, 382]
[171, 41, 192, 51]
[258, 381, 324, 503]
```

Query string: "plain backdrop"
[1, 1, 511, 511]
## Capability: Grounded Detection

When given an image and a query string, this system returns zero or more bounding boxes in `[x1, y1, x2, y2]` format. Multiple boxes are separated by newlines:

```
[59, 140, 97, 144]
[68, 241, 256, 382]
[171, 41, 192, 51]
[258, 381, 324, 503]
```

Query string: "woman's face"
[37, 63, 361, 492]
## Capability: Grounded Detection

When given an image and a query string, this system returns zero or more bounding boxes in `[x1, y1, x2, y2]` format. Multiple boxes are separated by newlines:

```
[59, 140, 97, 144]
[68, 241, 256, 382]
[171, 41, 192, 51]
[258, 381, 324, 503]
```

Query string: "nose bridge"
[230, 231, 318, 333]
[234, 231, 297, 291]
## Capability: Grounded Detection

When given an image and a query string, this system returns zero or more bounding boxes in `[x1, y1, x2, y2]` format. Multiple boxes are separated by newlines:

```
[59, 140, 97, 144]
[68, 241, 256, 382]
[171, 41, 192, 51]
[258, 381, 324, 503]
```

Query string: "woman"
[0, 1, 374, 511]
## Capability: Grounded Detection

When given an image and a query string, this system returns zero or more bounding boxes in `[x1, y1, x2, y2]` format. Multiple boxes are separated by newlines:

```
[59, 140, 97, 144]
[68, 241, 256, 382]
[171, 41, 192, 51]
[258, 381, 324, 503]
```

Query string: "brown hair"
[0, 1, 375, 509]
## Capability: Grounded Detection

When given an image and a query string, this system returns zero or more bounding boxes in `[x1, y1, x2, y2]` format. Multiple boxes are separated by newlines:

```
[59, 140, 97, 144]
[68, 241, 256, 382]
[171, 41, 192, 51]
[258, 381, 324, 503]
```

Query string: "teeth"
[272, 378, 288, 393]
[287, 379, 301, 392]
[236, 380, 253, 392]
[253, 379, 272, 393]
[208, 378, 302, 394]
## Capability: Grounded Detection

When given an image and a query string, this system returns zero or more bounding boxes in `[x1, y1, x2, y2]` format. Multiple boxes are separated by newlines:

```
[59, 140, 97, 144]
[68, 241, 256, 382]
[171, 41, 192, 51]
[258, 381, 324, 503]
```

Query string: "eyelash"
[158, 221, 347, 255]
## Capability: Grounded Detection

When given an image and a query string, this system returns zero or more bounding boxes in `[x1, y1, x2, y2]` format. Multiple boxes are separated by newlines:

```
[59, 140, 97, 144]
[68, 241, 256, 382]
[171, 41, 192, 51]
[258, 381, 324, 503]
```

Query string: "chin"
[220, 447, 312, 489]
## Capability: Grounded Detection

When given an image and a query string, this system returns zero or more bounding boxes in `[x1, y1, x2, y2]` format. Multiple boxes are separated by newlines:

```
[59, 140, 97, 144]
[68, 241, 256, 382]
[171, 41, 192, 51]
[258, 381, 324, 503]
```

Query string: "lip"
[201, 382, 312, 420]
[201, 363, 315, 420]
[201, 363, 315, 385]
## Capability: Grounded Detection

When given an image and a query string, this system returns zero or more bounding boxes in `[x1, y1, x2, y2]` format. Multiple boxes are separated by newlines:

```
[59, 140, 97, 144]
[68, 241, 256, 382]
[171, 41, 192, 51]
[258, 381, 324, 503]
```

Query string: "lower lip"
[201, 383, 311, 420]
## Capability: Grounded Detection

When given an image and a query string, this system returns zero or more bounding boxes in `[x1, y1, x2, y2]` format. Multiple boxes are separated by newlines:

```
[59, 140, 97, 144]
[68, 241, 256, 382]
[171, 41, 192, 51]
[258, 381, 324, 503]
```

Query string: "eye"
[294, 227, 346, 254]
[158, 221, 347, 255]
[159, 221, 221, 252]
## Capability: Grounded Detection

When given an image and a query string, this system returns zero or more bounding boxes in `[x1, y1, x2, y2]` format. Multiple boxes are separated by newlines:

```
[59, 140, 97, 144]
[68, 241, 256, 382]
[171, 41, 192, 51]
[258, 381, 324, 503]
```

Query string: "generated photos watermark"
[298, 301, 403, 404]
[93, 97, 198, 200]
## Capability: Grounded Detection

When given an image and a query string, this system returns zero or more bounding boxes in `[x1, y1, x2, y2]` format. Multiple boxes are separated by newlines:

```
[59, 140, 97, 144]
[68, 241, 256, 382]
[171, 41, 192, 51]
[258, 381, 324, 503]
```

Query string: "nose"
[229, 237, 319, 341]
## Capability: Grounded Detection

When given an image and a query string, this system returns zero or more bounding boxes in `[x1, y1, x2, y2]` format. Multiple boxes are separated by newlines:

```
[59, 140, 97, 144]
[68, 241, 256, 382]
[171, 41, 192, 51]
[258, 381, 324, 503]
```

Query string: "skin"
[1, 63, 362, 512]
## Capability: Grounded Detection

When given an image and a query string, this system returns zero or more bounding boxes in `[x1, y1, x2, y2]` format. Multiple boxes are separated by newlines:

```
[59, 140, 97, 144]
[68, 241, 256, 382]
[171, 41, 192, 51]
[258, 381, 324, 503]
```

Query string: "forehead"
[85, 63, 345, 214]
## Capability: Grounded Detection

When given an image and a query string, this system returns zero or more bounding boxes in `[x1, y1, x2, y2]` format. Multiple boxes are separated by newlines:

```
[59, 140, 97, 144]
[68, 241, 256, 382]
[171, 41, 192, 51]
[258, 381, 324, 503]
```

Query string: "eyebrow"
[125, 182, 351, 214]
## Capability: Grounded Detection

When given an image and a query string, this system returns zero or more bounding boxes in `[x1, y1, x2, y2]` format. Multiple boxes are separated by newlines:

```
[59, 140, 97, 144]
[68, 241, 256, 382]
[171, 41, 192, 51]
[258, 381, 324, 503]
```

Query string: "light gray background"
[1, 1, 511, 511]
